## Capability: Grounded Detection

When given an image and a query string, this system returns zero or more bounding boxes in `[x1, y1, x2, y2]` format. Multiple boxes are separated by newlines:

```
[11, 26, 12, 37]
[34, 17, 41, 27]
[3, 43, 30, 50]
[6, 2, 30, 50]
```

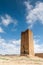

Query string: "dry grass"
[0, 55, 43, 65]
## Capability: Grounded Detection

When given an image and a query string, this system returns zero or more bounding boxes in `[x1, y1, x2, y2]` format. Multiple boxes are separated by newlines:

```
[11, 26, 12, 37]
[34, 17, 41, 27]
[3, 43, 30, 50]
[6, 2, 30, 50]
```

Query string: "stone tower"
[21, 29, 34, 56]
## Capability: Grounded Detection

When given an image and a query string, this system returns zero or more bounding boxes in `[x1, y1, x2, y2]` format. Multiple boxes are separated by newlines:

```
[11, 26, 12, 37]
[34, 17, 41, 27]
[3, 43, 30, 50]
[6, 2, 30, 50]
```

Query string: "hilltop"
[0, 55, 43, 65]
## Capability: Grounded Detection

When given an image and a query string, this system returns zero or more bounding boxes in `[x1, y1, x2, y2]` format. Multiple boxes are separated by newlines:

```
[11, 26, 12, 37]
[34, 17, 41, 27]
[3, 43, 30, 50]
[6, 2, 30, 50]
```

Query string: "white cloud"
[24, 1, 33, 10]
[1, 14, 18, 26]
[25, 1, 43, 28]
[0, 27, 5, 33]
[34, 37, 43, 53]
[34, 43, 43, 53]
[0, 36, 43, 55]
[0, 37, 21, 55]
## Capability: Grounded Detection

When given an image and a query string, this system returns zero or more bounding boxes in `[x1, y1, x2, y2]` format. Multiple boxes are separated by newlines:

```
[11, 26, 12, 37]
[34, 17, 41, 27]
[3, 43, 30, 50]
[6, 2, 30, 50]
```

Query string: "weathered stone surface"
[21, 29, 34, 56]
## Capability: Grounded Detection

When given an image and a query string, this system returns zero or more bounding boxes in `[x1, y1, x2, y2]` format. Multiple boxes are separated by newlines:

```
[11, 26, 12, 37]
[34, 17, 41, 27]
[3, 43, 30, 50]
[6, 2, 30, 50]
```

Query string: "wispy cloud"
[0, 36, 43, 54]
[0, 27, 5, 33]
[24, 1, 33, 10]
[0, 37, 21, 55]
[34, 36, 43, 53]
[25, 1, 43, 28]
[1, 14, 18, 26]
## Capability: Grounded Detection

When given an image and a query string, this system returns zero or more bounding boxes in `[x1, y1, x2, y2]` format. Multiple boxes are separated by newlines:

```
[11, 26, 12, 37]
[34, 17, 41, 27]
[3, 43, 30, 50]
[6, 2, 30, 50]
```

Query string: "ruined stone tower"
[21, 29, 34, 56]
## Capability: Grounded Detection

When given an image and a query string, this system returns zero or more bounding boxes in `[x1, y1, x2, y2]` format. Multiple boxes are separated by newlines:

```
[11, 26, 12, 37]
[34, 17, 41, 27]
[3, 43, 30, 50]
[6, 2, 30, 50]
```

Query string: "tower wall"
[28, 30, 34, 56]
[21, 30, 34, 56]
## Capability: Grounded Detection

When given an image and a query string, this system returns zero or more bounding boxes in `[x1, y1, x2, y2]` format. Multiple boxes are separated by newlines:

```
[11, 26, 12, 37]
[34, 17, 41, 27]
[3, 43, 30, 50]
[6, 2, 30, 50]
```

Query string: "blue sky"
[0, 0, 43, 55]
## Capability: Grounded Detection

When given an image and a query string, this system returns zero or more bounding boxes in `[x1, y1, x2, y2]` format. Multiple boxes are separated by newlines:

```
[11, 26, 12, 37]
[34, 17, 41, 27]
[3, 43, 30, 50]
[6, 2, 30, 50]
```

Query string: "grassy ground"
[0, 55, 43, 65]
